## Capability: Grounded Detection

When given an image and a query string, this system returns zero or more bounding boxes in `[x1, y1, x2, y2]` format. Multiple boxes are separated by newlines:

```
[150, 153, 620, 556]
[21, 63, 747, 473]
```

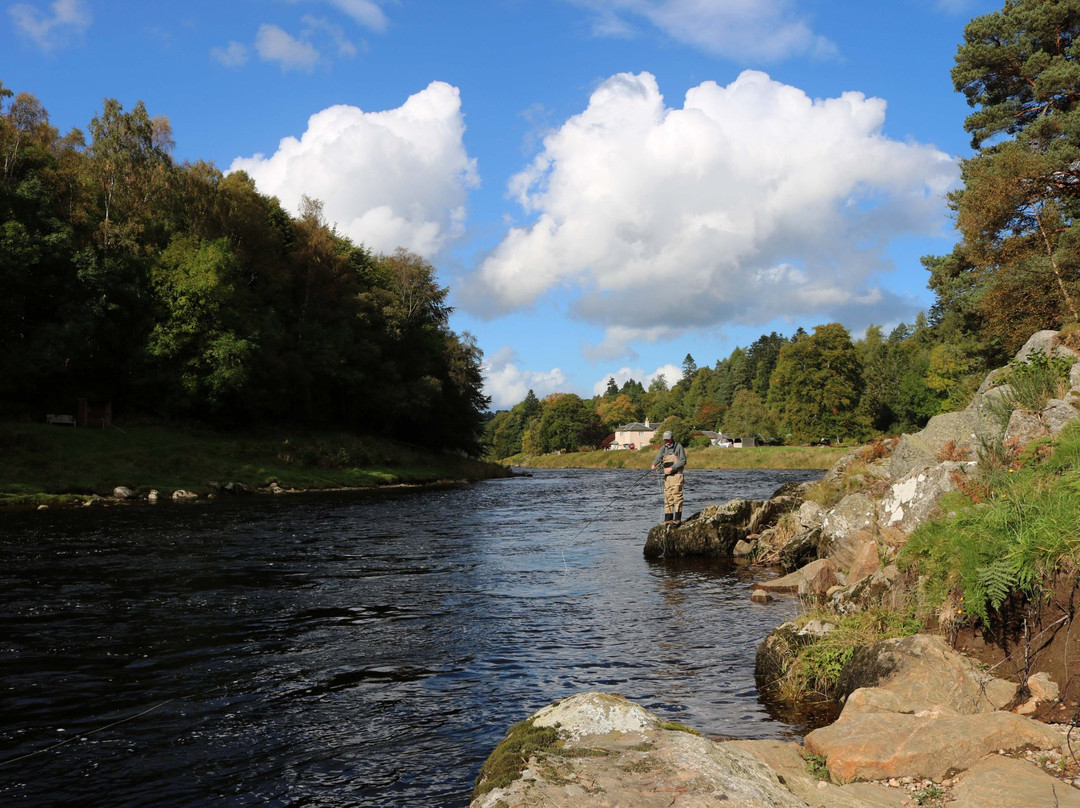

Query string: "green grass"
[502, 444, 847, 470]
[900, 419, 1080, 623]
[0, 422, 510, 508]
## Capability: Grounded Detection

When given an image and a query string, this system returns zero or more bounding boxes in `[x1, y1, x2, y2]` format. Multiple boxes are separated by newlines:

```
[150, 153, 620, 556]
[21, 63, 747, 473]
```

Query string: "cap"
[663, 431, 672, 440]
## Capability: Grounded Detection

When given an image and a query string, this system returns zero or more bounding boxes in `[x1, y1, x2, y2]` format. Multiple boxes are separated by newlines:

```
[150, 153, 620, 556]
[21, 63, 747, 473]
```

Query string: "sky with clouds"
[2, 0, 1003, 409]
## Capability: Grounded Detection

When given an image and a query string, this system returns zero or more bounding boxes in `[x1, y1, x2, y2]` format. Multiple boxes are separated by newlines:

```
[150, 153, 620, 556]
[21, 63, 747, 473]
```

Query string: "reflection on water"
[0, 467, 821, 807]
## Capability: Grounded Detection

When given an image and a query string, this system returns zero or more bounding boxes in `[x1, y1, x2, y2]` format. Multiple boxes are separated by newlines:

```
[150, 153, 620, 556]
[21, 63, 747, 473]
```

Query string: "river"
[0, 467, 822, 807]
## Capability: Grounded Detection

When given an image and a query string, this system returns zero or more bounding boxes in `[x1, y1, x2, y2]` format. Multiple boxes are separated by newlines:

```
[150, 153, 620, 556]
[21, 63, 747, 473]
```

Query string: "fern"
[975, 558, 1017, 616]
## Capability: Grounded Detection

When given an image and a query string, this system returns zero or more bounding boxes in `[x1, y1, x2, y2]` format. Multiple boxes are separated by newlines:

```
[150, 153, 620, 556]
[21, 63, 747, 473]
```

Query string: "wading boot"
[672, 512, 682, 526]
[662, 513, 672, 526]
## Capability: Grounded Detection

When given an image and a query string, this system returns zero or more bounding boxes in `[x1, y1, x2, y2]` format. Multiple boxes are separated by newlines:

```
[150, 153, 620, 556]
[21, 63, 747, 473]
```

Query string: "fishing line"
[559, 466, 661, 572]
[0, 684, 229, 769]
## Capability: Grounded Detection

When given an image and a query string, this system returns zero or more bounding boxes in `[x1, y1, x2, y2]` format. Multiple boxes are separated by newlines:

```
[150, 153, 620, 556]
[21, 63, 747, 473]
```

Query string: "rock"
[747, 495, 800, 534]
[1015, 329, 1065, 363]
[758, 558, 838, 595]
[113, 486, 136, 500]
[750, 588, 772, 603]
[820, 492, 878, 567]
[1004, 408, 1049, 448]
[835, 634, 1016, 713]
[171, 489, 198, 502]
[733, 539, 756, 557]
[1027, 671, 1060, 702]
[643, 498, 756, 558]
[1043, 398, 1078, 435]
[949, 753, 1080, 808]
[147, 489, 159, 503]
[470, 692, 807, 808]
[879, 462, 970, 535]
[829, 564, 908, 614]
[796, 500, 825, 531]
[731, 739, 909, 808]
[36, 504, 48, 510]
[804, 709, 1063, 783]
[846, 540, 881, 585]
[778, 526, 822, 571]
[797, 561, 840, 601]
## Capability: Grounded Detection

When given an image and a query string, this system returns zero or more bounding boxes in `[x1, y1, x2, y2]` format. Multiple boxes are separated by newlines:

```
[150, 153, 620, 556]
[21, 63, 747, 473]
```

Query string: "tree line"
[0, 82, 489, 454]
[486, 0, 1080, 459]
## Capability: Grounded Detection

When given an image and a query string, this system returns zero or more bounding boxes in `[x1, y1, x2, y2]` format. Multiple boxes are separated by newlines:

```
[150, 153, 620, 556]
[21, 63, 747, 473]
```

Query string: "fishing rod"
[559, 465, 661, 571]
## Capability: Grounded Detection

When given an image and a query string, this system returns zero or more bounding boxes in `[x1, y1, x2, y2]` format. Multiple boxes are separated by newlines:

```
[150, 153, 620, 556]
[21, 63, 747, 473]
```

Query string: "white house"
[611, 420, 658, 450]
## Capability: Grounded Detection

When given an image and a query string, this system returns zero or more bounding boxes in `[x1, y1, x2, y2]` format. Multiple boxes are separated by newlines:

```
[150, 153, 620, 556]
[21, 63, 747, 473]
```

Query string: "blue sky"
[2, 0, 1003, 409]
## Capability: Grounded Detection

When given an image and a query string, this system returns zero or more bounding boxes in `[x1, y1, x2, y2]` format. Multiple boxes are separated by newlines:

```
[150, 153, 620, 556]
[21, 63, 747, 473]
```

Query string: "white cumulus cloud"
[576, 0, 836, 62]
[484, 347, 570, 410]
[461, 70, 958, 360]
[229, 81, 479, 257]
[9, 0, 90, 51]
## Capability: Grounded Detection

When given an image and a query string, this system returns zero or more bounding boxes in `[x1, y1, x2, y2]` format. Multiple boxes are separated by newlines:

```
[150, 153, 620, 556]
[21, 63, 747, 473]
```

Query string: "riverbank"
[0, 421, 511, 509]
[504, 444, 847, 470]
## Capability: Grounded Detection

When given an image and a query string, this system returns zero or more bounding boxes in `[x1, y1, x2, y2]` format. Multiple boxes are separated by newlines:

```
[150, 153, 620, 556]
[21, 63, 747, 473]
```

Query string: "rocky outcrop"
[470, 692, 809, 808]
[470, 688, 1078, 807]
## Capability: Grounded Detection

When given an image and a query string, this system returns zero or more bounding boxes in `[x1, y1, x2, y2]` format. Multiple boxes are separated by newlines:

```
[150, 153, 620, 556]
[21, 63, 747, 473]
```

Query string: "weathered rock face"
[470, 692, 808, 808]
[804, 709, 1064, 782]
[878, 461, 970, 536]
[949, 752, 1080, 808]
[799, 635, 1056, 783]
[834, 634, 1016, 712]
[819, 492, 877, 568]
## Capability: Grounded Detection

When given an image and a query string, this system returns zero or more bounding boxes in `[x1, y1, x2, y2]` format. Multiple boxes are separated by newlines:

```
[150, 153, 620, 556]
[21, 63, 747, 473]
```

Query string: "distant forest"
[485, 1, 1080, 458]
[0, 82, 488, 455]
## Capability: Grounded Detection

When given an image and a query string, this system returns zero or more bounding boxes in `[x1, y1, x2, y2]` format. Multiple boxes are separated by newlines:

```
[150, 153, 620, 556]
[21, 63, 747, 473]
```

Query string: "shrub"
[1000, 350, 1073, 414]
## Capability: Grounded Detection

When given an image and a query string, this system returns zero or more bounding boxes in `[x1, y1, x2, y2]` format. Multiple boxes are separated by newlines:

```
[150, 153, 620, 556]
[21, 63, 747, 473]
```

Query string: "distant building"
[611, 419, 658, 450]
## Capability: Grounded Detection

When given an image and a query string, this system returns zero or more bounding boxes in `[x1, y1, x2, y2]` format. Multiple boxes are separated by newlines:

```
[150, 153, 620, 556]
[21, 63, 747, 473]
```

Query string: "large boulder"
[800, 635, 1053, 783]
[643, 499, 755, 558]
[470, 692, 808, 808]
[834, 634, 1016, 711]
[878, 461, 971, 535]
[803, 709, 1064, 782]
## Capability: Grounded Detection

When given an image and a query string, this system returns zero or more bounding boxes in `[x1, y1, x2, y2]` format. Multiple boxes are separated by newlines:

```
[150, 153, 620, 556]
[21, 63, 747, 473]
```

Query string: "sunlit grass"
[504, 444, 847, 470]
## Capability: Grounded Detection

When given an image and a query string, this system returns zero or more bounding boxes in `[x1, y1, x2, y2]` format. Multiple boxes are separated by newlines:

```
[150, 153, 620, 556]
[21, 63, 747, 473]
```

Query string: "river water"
[0, 467, 821, 807]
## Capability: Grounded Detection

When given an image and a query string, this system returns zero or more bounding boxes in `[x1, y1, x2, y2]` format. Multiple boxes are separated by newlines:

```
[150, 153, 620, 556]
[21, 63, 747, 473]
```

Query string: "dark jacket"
[652, 440, 686, 473]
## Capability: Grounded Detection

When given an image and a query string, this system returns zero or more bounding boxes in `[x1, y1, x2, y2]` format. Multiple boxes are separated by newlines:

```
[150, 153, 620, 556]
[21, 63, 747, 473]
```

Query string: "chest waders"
[661, 453, 683, 525]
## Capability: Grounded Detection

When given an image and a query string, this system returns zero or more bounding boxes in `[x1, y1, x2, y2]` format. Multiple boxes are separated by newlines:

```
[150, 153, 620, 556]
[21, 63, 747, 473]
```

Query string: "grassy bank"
[0, 422, 510, 509]
[503, 444, 848, 470]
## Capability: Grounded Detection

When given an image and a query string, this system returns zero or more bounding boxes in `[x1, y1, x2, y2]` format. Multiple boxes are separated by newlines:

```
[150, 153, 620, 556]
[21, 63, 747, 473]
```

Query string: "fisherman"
[650, 430, 686, 525]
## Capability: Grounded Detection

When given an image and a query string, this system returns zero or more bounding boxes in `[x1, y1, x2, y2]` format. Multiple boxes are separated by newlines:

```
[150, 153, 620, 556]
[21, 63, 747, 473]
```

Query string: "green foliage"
[929, 0, 1080, 359]
[803, 753, 830, 782]
[767, 609, 923, 703]
[768, 323, 865, 443]
[901, 420, 1080, 623]
[0, 85, 489, 454]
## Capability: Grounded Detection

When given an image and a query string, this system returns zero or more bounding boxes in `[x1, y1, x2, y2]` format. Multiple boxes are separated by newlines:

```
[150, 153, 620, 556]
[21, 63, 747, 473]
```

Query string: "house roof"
[617, 422, 657, 432]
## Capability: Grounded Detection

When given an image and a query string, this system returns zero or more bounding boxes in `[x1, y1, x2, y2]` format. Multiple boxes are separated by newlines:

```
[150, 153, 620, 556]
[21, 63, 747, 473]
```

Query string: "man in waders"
[651, 430, 686, 525]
